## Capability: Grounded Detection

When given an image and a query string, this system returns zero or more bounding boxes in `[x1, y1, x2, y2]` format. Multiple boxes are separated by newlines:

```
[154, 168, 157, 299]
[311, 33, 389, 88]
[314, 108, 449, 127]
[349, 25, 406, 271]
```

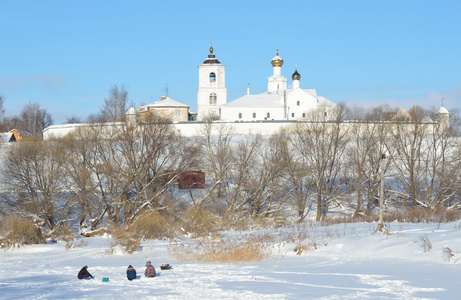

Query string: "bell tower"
[197, 44, 227, 120]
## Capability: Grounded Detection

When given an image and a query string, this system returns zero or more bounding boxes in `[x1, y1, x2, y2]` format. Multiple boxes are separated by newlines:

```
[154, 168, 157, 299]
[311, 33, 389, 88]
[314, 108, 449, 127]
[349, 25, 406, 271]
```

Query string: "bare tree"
[347, 107, 392, 217]
[66, 115, 81, 124]
[73, 115, 199, 226]
[278, 130, 314, 222]
[219, 135, 261, 221]
[60, 128, 103, 231]
[243, 134, 288, 219]
[3, 102, 53, 136]
[197, 121, 235, 201]
[414, 122, 461, 211]
[291, 105, 350, 221]
[0, 93, 6, 131]
[101, 84, 128, 122]
[386, 108, 430, 213]
[1, 139, 71, 231]
[120, 117, 200, 225]
[0, 92, 5, 120]
[22, 102, 53, 135]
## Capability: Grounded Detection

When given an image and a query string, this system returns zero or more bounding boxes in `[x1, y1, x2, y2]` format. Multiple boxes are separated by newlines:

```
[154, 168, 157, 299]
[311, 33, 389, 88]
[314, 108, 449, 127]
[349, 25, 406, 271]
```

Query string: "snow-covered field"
[2, 221, 461, 299]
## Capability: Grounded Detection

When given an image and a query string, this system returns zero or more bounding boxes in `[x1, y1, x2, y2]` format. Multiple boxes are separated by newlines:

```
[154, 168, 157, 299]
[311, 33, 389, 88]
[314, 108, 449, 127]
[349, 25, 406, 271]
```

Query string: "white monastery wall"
[43, 119, 447, 140]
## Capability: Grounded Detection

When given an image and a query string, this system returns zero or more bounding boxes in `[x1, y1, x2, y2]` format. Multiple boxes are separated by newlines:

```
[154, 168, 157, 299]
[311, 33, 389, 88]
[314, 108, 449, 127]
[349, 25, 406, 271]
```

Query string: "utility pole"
[378, 153, 386, 231]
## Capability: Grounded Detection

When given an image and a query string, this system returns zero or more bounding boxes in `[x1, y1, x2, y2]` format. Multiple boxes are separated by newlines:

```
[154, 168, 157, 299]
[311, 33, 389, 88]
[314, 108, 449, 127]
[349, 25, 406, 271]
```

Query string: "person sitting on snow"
[144, 261, 156, 278]
[77, 265, 93, 279]
[127, 265, 137, 281]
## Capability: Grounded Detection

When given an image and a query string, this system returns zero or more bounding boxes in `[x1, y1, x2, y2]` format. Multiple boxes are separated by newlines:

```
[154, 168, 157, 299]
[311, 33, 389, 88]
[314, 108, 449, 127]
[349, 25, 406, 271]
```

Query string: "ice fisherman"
[127, 265, 137, 281]
[77, 265, 93, 279]
[144, 261, 156, 278]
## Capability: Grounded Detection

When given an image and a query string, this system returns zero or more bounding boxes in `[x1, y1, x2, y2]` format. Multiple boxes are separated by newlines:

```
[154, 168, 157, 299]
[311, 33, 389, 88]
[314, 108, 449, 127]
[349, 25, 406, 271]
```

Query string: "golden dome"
[271, 49, 284, 67]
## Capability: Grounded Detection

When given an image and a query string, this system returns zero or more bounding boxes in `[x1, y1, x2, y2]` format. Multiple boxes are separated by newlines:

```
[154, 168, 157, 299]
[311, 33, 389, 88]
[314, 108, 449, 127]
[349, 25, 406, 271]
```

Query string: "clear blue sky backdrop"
[1, 0, 460, 124]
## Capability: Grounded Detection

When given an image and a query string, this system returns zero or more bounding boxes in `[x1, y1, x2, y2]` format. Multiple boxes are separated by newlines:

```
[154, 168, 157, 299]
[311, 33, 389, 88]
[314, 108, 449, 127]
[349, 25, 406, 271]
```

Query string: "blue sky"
[1, 1, 460, 124]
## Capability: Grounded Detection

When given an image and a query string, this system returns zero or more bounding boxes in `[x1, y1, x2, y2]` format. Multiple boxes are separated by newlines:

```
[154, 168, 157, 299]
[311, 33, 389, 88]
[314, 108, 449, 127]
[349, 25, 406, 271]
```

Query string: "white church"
[42, 45, 450, 139]
[197, 45, 337, 122]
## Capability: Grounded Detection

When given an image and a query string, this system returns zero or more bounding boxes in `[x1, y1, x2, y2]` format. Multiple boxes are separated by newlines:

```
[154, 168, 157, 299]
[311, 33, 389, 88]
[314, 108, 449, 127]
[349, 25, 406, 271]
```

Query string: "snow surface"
[1, 221, 461, 299]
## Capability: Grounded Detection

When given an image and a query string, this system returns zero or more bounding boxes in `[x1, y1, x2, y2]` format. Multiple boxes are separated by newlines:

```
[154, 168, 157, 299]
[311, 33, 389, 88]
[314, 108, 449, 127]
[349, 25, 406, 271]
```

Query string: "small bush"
[442, 246, 454, 262]
[179, 206, 218, 237]
[128, 211, 174, 240]
[169, 235, 268, 263]
[66, 239, 88, 250]
[0, 214, 46, 249]
[109, 225, 141, 254]
[419, 235, 432, 252]
[294, 241, 319, 255]
[50, 226, 75, 243]
[382, 207, 461, 224]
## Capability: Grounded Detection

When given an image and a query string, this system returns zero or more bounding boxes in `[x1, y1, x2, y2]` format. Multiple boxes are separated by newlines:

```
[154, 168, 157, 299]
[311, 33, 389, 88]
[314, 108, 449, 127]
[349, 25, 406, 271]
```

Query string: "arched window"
[297, 101, 300, 106]
[209, 93, 217, 104]
[209, 72, 216, 83]
[267, 112, 270, 118]
[238, 113, 242, 119]
[291, 113, 295, 118]
[253, 112, 256, 118]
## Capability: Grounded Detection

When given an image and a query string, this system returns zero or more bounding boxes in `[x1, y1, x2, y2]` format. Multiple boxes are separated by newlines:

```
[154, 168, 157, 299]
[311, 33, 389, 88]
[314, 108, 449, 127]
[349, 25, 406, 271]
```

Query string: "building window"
[209, 93, 217, 104]
[175, 110, 180, 116]
[267, 112, 270, 118]
[209, 72, 216, 83]
[297, 101, 300, 106]
[302, 113, 306, 118]
[253, 113, 256, 118]
[291, 113, 295, 118]
[324, 112, 327, 117]
[239, 113, 242, 119]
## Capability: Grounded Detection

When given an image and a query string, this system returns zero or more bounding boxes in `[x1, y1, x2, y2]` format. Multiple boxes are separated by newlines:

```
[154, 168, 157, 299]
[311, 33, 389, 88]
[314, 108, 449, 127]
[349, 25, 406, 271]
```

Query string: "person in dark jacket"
[144, 261, 156, 278]
[77, 265, 93, 279]
[127, 265, 136, 281]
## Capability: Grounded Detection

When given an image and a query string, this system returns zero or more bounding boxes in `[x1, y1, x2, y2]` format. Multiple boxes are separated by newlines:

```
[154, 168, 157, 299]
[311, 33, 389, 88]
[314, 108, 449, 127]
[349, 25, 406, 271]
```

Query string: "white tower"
[197, 45, 227, 120]
[125, 106, 137, 128]
[292, 66, 301, 90]
[267, 49, 287, 93]
[436, 105, 449, 133]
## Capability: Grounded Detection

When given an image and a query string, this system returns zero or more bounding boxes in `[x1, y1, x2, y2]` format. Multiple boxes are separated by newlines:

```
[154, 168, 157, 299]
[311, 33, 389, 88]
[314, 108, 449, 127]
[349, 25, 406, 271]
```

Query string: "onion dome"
[292, 67, 301, 80]
[203, 44, 221, 64]
[271, 49, 284, 67]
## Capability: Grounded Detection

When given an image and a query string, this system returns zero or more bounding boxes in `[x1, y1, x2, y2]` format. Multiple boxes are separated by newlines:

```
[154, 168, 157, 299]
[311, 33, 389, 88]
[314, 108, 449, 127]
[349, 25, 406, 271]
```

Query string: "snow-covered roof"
[438, 106, 449, 114]
[0, 132, 16, 142]
[300, 89, 318, 97]
[421, 115, 434, 123]
[221, 94, 283, 108]
[316, 96, 337, 107]
[223, 87, 336, 109]
[396, 107, 411, 119]
[125, 106, 136, 115]
[140, 97, 189, 109]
